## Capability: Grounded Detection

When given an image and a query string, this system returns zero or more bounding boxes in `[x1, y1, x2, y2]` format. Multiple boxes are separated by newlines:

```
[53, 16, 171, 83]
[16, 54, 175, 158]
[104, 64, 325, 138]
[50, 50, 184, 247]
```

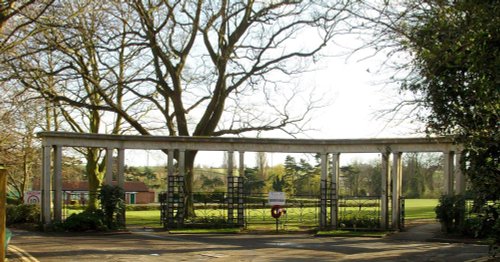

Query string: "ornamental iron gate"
[160, 175, 184, 228]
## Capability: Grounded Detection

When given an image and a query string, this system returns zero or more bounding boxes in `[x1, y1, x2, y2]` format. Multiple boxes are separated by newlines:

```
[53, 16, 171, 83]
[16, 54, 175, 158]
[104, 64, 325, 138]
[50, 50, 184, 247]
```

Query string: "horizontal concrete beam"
[38, 132, 459, 154]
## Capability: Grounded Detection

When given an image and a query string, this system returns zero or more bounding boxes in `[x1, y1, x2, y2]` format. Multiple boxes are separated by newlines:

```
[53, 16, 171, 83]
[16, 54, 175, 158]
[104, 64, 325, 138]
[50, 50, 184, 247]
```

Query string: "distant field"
[124, 198, 439, 228]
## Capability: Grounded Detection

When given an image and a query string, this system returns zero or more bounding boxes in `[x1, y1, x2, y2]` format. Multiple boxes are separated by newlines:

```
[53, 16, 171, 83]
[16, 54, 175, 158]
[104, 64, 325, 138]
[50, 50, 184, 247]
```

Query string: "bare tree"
[0, 0, 146, 209]
[0, 91, 42, 202]
[117, 0, 353, 217]
[0, 0, 54, 54]
[3, 1, 354, 217]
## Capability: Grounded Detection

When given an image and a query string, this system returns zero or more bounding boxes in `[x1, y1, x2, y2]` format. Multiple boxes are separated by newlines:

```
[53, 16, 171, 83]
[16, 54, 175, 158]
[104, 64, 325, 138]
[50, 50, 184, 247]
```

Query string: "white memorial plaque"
[268, 192, 286, 205]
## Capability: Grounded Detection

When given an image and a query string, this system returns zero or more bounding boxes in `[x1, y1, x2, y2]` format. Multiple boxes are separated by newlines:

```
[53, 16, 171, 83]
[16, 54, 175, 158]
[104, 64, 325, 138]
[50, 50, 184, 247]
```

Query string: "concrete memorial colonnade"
[38, 132, 464, 230]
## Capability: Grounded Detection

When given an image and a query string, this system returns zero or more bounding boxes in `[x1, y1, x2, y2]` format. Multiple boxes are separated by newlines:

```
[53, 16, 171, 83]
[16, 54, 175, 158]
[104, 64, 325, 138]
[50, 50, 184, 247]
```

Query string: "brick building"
[33, 180, 155, 204]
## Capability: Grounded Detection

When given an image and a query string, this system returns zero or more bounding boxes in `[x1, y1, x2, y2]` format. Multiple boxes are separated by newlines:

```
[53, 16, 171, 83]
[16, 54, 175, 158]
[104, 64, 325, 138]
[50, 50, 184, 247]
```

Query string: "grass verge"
[168, 228, 241, 234]
[316, 230, 390, 238]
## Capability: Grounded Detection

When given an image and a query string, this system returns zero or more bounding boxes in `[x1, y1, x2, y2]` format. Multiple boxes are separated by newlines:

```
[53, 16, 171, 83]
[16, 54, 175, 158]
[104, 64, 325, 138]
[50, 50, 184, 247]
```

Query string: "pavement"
[5, 222, 498, 262]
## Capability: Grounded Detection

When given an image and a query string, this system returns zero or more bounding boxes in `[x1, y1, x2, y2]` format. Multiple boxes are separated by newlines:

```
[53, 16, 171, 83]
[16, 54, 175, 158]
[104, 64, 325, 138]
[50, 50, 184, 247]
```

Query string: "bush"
[460, 202, 500, 242]
[338, 216, 380, 229]
[63, 210, 106, 232]
[193, 192, 226, 203]
[435, 194, 465, 233]
[99, 185, 125, 229]
[183, 217, 240, 229]
[6, 204, 40, 226]
[6, 197, 21, 205]
[462, 217, 484, 238]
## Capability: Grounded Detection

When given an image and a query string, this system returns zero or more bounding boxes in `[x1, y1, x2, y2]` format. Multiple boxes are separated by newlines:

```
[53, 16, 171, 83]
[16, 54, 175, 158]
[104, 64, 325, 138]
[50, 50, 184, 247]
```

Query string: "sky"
[125, 33, 424, 167]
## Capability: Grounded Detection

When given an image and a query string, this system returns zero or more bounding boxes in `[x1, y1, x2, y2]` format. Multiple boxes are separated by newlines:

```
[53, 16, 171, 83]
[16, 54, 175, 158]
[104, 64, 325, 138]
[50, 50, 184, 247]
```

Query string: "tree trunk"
[86, 148, 103, 211]
[182, 150, 198, 218]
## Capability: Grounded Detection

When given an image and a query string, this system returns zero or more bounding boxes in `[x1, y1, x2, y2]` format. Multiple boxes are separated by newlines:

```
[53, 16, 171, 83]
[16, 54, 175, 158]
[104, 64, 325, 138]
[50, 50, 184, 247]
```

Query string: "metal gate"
[244, 193, 321, 230]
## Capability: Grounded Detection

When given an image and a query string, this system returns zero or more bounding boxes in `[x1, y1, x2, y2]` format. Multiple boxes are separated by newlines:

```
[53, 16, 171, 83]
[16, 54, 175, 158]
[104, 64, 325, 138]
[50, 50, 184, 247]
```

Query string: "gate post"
[380, 152, 390, 230]
[117, 148, 126, 226]
[41, 145, 52, 225]
[237, 151, 245, 226]
[455, 152, 465, 194]
[227, 151, 234, 224]
[1, 165, 7, 261]
[53, 146, 63, 223]
[164, 149, 184, 228]
[443, 151, 455, 195]
[391, 152, 402, 230]
[330, 153, 340, 229]
[320, 153, 328, 228]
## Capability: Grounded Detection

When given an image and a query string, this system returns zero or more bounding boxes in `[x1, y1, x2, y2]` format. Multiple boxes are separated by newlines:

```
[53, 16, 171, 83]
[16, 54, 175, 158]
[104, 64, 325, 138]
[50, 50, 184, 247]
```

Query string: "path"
[6, 223, 492, 262]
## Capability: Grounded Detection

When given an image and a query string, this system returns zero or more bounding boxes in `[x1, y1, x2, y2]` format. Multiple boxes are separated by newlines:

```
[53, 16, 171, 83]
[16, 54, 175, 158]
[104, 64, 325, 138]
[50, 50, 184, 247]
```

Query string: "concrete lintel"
[38, 132, 458, 154]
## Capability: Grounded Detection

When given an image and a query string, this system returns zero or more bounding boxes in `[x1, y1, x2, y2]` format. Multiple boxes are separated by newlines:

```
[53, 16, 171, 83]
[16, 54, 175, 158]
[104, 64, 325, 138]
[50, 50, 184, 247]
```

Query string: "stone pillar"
[53, 146, 63, 223]
[443, 151, 455, 195]
[177, 149, 186, 225]
[380, 152, 390, 230]
[391, 152, 402, 230]
[455, 152, 465, 194]
[41, 145, 52, 225]
[227, 151, 234, 177]
[117, 148, 126, 225]
[320, 153, 328, 228]
[0, 166, 6, 261]
[167, 149, 175, 177]
[178, 150, 185, 177]
[105, 147, 114, 185]
[239, 152, 245, 177]
[117, 149, 125, 189]
[238, 151, 245, 226]
[165, 149, 175, 226]
[227, 151, 234, 223]
[330, 153, 340, 229]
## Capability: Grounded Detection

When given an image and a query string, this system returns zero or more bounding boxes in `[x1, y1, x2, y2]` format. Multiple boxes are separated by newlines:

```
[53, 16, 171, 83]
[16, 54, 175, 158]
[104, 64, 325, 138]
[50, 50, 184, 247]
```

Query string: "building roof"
[32, 180, 152, 192]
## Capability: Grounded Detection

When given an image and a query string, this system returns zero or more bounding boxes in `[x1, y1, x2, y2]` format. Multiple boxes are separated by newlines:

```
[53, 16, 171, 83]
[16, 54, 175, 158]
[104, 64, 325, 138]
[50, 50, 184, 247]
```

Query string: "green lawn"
[123, 198, 439, 228]
[404, 198, 438, 220]
[126, 210, 161, 227]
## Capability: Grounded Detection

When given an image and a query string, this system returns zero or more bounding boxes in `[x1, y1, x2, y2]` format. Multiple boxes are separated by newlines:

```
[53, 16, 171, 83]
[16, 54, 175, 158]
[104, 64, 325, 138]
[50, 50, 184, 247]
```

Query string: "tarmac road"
[5, 224, 493, 262]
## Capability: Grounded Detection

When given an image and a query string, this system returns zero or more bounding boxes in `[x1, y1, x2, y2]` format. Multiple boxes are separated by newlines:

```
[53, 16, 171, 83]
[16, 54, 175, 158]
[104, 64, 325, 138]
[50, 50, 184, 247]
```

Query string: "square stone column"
[238, 151, 245, 226]
[41, 145, 52, 225]
[443, 151, 455, 195]
[53, 146, 63, 223]
[320, 153, 328, 228]
[330, 153, 340, 229]
[391, 152, 402, 230]
[117, 148, 126, 225]
[105, 147, 114, 185]
[380, 152, 390, 230]
[227, 151, 234, 223]
[455, 152, 465, 194]
[117, 149, 125, 189]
